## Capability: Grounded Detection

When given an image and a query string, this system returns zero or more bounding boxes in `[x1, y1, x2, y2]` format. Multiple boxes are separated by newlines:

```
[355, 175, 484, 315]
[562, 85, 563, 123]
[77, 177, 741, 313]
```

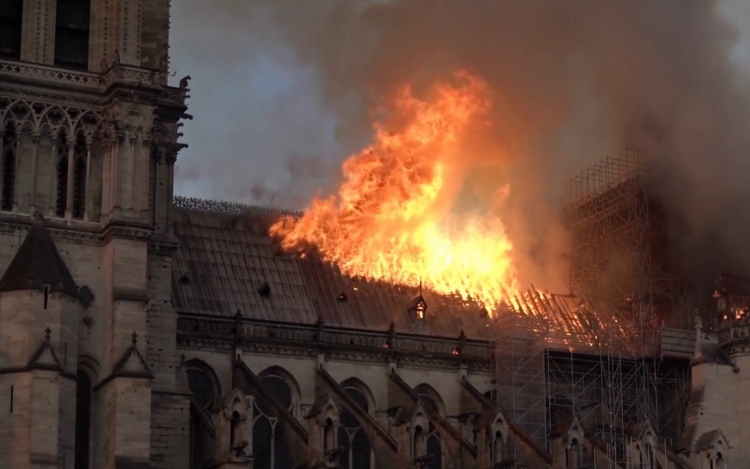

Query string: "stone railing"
[102, 63, 167, 87]
[0, 59, 186, 105]
[177, 313, 494, 361]
[717, 318, 750, 346]
[0, 59, 99, 88]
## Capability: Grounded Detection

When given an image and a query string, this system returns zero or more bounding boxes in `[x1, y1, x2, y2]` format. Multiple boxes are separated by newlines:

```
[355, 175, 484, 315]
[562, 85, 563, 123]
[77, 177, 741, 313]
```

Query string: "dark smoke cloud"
[172, 0, 750, 289]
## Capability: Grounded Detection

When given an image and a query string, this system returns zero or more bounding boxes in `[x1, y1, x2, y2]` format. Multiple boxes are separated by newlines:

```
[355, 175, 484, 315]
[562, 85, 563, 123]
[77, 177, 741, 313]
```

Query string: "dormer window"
[0, 0, 23, 60]
[409, 294, 428, 321]
[54, 0, 91, 70]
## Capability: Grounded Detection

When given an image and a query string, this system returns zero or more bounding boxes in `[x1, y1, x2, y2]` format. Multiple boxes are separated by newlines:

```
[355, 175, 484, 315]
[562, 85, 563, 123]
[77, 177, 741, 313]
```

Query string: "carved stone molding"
[177, 314, 494, 370]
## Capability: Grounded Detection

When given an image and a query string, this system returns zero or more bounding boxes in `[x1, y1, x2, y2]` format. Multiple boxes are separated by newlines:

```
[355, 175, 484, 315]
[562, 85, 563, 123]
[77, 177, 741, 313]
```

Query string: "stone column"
[47, 133, 58, 218]
[21, 0, 56, 64]
[65, 136, 76, 221]
[165, 151, 176, 232]
[0, 128, 5, 209]
[29, 131, 40, 214]
[112, 131, 124, 217]
[139, 136, 152, 221]
[84, 139, 92, 221]
[127, 135, 137, 217]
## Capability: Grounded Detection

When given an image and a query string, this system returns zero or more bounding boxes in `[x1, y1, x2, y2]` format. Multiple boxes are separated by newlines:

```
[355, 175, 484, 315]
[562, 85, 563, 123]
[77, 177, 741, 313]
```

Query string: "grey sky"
[169, 1, 750, 210]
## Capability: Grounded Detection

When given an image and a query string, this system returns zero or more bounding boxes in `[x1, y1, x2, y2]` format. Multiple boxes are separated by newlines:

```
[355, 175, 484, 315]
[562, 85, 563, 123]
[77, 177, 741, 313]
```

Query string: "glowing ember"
[271, 71, 519, 310]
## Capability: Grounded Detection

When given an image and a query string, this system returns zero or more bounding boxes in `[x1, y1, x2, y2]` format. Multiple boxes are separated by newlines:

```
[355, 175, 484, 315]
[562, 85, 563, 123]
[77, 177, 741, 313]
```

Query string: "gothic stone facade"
[0, 1, 742, 469]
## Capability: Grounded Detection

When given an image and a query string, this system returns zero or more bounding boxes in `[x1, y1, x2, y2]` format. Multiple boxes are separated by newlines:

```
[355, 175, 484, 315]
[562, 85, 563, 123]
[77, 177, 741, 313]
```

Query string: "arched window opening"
[55, 133, 87, 219]
[492, 430, 504, 463]
[415, 385, 443, 469]
[56, 133, 69, 217]
[426, 434, 442, 469]
[716, 452, 725, 469]
[338, 384, 372, 469]
[55, 0, 91, 69]
[0, 0, 23, 60]
[1, 125, 17, 211]
[252, 372, 294, 469]
[73, 139, 87, 219]
[640, 443, 654, 469]
[186, 360, 220, 469]
[189, 410, 205, 469]
[415, 384, 445, 417]
[185, 360, 220, 411]
[74, 370, 92, 469]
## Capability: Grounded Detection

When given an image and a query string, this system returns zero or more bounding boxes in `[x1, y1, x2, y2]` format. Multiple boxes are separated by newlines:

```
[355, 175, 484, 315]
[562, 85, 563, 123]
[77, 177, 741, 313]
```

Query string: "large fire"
[270, 71, 520, 309]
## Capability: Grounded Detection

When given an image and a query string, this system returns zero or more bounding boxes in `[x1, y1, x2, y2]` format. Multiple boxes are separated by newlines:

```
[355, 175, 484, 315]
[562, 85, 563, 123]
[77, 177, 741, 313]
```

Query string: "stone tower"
[0, 1, 190, 468]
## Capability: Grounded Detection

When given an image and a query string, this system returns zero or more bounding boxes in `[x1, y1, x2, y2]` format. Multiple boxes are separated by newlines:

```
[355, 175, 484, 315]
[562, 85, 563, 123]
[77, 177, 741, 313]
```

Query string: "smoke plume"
[173, 0, 750, 290]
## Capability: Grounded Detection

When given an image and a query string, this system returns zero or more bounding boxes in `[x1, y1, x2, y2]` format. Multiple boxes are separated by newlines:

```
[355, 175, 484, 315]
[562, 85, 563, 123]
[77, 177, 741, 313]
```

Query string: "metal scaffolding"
[563, 149, 692, 337]
[492, 151, 693, 465]
[493, 313, 549, 449]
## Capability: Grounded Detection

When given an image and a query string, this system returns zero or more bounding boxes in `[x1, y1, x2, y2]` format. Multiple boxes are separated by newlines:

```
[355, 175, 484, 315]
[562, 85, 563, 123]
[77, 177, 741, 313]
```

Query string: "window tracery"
[337, 382, 372, 469]
[186, 360, 220, 411]
[252, 372, 294, 469]
[55, 0, 91, 70]
[1, 124, 17, 211]
[0, 0, 23, 60]
[415, 385, 443, 469]
[186, 360, 220, 469]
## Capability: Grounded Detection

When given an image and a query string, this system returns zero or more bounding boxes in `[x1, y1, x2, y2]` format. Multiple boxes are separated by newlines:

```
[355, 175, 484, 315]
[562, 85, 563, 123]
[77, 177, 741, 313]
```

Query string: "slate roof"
[694, 430, 722, 451]
[0, 217, 79, 298]
[171, 198, 627, 344]
[171, 203, 497, 338]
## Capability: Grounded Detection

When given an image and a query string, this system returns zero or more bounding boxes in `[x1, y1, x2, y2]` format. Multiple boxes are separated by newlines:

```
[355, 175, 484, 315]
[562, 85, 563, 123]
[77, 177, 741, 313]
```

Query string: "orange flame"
[271, 71, 519, 309]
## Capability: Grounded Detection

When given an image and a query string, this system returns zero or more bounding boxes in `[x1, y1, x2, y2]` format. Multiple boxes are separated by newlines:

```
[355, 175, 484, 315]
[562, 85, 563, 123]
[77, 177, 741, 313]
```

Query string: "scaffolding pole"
[490, 151, 695, 465]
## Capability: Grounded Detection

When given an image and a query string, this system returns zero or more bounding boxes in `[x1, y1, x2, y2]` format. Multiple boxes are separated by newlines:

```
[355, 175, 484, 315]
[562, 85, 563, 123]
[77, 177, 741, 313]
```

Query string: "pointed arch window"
[55, 0, 91, 70]
[415, 387, 443, 469]
[74, 370, 92, 469]
[186, 360, 220, 469]
[253, 373, 293, 469]
[0, 0, 23, 60]
[337, 383, 372, 469]
[56, 133, 87, 219]
[1, 124, 17, 211]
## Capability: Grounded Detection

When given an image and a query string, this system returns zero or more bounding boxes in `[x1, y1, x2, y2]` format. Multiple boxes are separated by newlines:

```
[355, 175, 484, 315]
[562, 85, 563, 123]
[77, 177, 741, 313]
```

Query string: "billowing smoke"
[172, 0, 750, 290]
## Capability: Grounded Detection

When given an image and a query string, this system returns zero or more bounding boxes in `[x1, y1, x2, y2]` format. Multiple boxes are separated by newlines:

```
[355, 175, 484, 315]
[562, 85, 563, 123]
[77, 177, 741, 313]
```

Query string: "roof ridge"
[173, 195, 302, 218]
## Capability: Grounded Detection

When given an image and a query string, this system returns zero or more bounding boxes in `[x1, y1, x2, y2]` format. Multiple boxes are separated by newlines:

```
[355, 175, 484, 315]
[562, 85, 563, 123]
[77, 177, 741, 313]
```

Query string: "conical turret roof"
[0, 217, 79, 298]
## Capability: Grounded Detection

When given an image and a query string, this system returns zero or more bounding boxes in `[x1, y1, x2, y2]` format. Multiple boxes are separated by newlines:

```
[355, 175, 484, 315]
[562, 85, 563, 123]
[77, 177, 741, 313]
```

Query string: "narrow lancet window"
[56, 133, 87, 219]
[73, 135, 87, 219]
[74, 371, 92, 469]
[55, 0, 91, 69]
[1, 125, 17, 211]
[0, 0, 23, 60]
[56, 134, 69, 217]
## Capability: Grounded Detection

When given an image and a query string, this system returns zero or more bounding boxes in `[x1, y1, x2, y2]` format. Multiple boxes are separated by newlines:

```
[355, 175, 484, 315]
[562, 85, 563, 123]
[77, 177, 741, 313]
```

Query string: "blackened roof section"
[0, 219, 79, 298]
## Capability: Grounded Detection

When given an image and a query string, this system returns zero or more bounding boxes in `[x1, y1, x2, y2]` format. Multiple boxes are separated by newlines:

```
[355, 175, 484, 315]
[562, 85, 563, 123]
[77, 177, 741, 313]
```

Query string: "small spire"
[44, 327, 51, 340]
[131, 331, 138, 346]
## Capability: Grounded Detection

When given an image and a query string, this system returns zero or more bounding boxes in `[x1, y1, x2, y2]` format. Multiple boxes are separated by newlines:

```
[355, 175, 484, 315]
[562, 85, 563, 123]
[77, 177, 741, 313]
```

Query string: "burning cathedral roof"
[171, 197, 611, 345]
[171, 197, 494, 338]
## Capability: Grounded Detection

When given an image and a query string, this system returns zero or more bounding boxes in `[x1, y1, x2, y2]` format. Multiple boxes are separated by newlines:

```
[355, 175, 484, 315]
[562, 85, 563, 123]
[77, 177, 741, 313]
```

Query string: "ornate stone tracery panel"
[0, 97, 105, 139]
